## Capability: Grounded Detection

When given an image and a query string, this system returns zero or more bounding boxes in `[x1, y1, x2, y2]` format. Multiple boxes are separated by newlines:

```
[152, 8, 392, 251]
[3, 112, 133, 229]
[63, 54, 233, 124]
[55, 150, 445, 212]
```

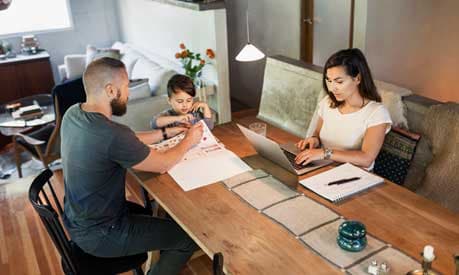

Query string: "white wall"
[313, 0, 352, 66]
[116, 0, 231, 122]
[365, 0, 459, 103]
[251, 0, 301, 60]
[2, 0, 120, 83]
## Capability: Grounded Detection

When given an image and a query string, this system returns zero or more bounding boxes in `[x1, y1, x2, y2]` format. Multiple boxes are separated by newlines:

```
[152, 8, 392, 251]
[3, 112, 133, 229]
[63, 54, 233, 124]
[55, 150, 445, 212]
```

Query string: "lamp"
[0, 0, 12, 11]
[235, 10, 265, 62]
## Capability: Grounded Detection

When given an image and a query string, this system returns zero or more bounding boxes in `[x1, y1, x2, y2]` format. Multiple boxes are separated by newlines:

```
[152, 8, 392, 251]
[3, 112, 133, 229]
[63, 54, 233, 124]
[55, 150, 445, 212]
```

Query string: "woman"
[295, 48, 392, 169]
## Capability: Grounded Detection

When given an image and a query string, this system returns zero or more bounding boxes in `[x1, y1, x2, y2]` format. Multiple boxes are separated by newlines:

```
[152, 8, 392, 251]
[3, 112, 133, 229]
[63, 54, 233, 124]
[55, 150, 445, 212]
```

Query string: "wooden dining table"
[128, 110, 459, 274]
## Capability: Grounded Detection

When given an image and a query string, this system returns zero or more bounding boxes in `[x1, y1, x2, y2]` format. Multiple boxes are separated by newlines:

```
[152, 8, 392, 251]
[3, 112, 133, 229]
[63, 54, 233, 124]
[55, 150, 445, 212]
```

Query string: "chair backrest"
[28, 169, 77, 275]
[46, 78, 87, 156]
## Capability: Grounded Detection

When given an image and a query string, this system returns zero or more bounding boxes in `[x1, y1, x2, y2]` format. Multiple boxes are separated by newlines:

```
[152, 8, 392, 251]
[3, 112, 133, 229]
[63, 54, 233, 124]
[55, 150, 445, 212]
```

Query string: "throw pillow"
[130, 58, 171, 96]
[379, 89, 410, 129]
[373, 127, 421, 185]
[85, 45, 121, 66]
[128, 79, 151, 101]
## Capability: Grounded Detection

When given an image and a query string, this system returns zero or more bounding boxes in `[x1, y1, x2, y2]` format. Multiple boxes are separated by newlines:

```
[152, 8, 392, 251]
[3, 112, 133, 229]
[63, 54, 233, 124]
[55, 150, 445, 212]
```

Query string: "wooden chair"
[14, 78, 86, 178]
[29, 169, 148, 275]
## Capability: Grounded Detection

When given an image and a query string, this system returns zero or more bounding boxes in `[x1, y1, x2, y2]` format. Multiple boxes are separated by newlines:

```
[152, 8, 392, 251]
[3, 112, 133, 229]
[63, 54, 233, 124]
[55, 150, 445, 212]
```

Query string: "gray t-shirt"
[61, 104, 150, 238]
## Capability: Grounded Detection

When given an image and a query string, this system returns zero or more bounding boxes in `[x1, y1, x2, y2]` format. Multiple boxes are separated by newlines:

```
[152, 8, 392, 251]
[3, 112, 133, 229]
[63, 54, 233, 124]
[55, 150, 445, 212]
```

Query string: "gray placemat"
[301, 219, 386, 269]
[347, 246, 422, 274]
[222, 169, 269, 188]
[232, 176, 298, 210]
[263, 195, 340, 236]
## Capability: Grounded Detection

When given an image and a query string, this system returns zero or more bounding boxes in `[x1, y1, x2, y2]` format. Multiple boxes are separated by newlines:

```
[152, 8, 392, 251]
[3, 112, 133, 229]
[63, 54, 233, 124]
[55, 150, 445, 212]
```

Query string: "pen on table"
[327, 177, 361, 186]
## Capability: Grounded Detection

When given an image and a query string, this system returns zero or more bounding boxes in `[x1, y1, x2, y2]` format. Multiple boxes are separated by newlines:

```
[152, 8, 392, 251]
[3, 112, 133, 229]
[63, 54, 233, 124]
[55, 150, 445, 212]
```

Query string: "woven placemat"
[263, 195, 340, 236]
[301, 219, 386, 269]
[232, 176, 298, 210]
[222, 169, 269, 188]
[347, 246, 422, 274]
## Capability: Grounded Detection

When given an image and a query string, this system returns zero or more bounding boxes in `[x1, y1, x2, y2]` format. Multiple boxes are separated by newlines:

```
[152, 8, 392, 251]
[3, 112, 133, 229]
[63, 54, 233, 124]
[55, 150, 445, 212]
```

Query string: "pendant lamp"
[235, 10, 265, 62]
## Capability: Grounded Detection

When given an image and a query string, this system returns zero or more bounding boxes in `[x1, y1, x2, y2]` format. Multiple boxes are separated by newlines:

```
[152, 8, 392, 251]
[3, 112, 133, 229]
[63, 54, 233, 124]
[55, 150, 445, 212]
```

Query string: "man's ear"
[104, 83, 117, 99]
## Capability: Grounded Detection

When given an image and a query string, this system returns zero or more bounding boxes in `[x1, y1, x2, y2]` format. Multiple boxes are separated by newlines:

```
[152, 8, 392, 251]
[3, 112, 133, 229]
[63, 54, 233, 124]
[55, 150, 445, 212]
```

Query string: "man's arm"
[133, 124, 203, 173]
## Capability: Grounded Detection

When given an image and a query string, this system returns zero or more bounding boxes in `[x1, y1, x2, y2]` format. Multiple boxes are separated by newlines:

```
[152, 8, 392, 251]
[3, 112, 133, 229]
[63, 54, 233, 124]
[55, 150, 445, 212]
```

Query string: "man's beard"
[110, 90, 127, 116]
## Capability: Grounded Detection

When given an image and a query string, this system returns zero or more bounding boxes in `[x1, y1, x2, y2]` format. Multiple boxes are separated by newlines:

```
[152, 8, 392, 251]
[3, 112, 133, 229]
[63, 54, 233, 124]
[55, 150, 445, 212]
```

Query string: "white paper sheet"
[167, 121, 251, 191]
[168, 148, 251, 191]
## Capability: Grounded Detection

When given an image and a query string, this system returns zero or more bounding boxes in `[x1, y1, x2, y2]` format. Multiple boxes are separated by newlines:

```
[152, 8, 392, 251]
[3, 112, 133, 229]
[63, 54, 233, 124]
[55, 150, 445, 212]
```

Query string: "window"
[0, 0, 72, 37]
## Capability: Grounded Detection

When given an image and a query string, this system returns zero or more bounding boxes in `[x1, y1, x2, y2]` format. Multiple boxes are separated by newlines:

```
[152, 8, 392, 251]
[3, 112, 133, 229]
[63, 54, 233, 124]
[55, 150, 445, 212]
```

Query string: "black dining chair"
[213, 252, 224, 275]
[28, 169, 148, 275]
[14, 78, 87, 178]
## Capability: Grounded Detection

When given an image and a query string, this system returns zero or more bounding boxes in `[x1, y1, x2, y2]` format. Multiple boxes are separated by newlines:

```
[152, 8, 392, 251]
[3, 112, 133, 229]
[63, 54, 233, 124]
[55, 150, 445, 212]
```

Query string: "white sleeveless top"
[318, 97, 392, 168]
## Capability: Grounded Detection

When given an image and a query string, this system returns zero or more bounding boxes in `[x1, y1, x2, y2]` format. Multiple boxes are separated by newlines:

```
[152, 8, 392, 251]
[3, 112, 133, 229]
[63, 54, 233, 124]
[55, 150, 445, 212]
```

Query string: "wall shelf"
[151, 0, 225, 11]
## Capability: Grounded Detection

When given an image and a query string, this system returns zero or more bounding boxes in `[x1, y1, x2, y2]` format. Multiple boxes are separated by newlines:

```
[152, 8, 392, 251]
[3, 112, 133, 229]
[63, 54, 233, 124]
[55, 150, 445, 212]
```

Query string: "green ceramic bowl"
[337, 235, 367, 252]
[338, 220, 366, 240]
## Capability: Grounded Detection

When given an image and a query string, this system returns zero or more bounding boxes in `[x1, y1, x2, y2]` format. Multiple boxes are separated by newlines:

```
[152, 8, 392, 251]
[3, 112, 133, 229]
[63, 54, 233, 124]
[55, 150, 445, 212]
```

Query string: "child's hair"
[167, 74, 196, 97]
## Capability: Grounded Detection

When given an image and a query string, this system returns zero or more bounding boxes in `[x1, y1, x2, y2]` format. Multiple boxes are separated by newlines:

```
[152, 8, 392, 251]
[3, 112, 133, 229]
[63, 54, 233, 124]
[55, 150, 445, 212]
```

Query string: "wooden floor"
[0, 169, 213, 275]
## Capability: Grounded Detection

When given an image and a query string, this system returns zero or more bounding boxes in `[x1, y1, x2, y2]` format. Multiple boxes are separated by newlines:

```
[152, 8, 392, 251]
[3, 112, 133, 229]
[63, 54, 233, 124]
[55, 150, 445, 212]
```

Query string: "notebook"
[299, 163, 384, 203]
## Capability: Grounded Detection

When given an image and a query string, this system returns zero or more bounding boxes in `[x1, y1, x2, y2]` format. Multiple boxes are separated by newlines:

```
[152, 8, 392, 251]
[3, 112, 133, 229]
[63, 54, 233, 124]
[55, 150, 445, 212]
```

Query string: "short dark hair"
[323, 48, 381, 108]
[83, 57, 126, 96]
[167, 74, 196, 97]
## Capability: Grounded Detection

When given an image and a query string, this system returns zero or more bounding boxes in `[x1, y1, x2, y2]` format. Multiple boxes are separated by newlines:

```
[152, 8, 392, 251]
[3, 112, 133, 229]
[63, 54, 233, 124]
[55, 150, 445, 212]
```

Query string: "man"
[61, 57, 203, 275]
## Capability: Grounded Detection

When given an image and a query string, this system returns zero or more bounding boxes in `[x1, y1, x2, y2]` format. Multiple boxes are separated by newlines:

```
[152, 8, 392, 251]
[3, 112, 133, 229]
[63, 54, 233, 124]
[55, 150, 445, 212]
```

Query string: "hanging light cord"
[246, 11, 250, 44]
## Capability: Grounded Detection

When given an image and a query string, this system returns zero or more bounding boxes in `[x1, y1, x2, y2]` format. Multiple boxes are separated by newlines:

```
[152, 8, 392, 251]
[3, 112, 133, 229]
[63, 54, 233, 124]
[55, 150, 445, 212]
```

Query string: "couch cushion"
[64, 54, 86, 81]
[416, 103, 459, 213]
[128, 80, 151, 101]
[131, 59, 172, 96]
[373, 127, 421, 185]
[85, 45, 121, 66]
[112, 95, 170, 131]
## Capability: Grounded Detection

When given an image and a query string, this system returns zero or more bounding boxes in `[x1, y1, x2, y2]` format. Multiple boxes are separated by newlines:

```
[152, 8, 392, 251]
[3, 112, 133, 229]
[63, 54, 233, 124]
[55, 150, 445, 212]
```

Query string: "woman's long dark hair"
[323, 48, 380, 108]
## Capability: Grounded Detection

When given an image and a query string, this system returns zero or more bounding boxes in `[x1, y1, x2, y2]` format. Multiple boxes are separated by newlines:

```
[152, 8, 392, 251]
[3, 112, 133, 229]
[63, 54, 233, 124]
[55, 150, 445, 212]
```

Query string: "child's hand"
[177, 114, 194, 124]
[191, 101, 209, 112]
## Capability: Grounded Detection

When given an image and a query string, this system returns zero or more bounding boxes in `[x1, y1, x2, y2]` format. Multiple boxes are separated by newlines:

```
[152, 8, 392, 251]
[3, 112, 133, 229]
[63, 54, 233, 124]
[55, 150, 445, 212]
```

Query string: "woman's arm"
[295, 123, 389, 168]
[326, 123, 389, 167]
[296, 117, 323, 150]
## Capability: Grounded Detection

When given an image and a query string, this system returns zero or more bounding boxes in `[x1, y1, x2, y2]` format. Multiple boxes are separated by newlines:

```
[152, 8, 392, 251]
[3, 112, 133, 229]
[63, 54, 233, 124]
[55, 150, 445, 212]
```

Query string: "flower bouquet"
[175, 43, 215, 86]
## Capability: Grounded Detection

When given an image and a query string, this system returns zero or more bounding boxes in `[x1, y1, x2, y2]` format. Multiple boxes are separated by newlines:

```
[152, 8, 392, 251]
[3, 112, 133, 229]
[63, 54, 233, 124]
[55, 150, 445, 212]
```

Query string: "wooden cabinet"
[0, 52, 55, 103]
[0, 52, 55, 148]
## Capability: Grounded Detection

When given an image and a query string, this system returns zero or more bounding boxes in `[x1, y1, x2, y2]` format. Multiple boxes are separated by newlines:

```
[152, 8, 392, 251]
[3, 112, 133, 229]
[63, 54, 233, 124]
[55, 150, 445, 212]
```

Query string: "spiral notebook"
[299, 163, 384, 203]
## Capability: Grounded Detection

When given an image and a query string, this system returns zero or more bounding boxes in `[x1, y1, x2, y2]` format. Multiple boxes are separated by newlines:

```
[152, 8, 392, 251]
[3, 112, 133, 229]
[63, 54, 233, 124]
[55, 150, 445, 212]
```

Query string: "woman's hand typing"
[296, 136, 320, 150]
[294, 148, 325, 165]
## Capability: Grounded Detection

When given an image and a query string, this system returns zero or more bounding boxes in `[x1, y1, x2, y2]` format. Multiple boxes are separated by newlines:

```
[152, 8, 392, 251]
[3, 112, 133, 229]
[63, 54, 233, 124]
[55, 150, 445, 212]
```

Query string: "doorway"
[300, 0, 355, 66]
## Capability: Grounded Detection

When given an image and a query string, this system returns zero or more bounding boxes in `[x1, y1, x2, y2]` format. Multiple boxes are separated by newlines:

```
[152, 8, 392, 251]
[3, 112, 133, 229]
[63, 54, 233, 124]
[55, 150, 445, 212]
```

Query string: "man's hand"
[184, 123, 204, 146]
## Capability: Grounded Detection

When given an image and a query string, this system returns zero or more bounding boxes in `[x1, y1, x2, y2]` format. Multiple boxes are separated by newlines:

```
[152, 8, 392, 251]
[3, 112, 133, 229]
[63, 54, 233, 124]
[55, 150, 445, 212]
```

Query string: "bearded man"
[61, 57, 203, 275]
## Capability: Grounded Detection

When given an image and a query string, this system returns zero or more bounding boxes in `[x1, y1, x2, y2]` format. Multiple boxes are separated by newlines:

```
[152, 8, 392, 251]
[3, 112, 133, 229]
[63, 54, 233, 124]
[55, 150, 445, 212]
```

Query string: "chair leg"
[13, 139, 23, 178]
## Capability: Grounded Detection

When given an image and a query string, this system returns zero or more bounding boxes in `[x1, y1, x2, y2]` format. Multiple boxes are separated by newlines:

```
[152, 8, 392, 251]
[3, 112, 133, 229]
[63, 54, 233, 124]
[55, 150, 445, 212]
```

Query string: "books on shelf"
[299, 163, 384, 203]
[11, 104, 43, 120]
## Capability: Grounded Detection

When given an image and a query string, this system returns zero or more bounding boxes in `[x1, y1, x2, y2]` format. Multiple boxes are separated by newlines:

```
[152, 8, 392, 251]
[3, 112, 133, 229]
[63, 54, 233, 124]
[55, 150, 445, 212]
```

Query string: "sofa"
[57, 42, 181, 131]
[257, 56, 459, 213]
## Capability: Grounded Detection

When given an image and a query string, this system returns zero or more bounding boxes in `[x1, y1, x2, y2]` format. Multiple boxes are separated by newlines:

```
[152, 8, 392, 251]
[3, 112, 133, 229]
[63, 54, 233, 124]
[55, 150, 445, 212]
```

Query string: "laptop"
[237, 124, 332, 175]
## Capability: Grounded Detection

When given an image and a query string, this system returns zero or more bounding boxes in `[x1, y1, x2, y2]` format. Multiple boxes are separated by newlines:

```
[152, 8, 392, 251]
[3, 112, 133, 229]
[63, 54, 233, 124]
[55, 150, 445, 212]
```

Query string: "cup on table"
[249, 122, 267, 136]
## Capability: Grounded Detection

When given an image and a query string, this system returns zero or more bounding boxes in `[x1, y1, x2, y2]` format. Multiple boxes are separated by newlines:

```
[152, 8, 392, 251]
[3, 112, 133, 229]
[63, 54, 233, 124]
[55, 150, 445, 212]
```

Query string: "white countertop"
[0, 51, 50, 65]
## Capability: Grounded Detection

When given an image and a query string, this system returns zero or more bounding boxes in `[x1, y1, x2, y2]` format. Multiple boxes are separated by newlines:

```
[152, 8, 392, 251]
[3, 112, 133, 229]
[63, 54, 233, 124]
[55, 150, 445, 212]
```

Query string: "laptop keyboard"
[282, 150, 309, 170]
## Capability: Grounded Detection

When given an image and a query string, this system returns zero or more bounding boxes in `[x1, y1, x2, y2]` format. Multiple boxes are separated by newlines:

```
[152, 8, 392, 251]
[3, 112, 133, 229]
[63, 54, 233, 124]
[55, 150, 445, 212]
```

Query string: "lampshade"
[235, 8, 265, 62]
[235, 43, 265, 62]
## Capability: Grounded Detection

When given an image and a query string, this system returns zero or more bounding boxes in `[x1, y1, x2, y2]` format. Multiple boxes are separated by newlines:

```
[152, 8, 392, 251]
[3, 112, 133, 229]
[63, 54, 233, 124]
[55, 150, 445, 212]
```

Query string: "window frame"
[0, 0, 74, 39]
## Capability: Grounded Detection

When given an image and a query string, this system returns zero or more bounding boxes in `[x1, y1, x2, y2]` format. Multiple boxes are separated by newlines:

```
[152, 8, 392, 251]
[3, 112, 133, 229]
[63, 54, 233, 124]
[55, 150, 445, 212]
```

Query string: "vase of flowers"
[175, 43, 215, 89]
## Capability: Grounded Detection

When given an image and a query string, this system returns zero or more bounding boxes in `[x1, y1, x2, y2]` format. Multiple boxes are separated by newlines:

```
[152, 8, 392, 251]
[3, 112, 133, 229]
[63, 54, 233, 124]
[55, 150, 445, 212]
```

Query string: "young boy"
[150, 74, 214, 134]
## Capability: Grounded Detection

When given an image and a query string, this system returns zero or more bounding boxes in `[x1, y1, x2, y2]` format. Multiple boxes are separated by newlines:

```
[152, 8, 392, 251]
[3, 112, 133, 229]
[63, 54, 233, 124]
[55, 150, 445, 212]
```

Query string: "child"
[150, 74, 214, 132]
